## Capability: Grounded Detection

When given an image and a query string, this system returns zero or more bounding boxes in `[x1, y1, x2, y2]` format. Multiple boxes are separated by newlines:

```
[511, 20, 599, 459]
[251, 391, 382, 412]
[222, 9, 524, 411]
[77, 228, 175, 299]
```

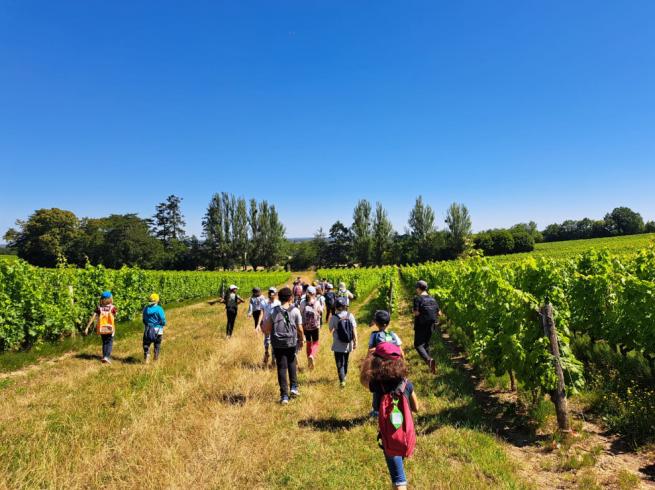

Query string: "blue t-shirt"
[143, 304, 166, 329]
[368, 330, 402, 349]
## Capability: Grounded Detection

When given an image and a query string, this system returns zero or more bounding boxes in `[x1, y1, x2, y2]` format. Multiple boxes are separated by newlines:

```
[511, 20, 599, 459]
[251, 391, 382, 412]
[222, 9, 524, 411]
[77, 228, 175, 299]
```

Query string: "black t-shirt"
[413, 294, 440, 327]
[369, 378, 414, 399]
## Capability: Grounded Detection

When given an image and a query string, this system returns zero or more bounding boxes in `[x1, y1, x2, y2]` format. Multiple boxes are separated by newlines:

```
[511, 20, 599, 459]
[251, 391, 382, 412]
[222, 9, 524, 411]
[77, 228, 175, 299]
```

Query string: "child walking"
[329, 297, 358, 387]
[360, 343, 419, 490]
[262, 287, 304, 404]
[368, 310, 404, 355]
[367, 310, 404, 417]
[218, 285, 244, 338]
[248, 287, 267, 331]
[299, 286, 324, 370]
[84, 291, 117, 364]
[143, 293, 166, 363]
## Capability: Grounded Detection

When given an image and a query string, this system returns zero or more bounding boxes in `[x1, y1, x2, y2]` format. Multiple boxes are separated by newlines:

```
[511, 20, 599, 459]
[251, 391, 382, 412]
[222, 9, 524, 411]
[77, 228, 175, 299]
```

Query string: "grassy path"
[0, 279, 530, 489]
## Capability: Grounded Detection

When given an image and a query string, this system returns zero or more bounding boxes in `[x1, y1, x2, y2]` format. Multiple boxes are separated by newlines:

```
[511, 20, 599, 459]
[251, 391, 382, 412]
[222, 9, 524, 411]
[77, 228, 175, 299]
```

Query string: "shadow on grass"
[299, 415, 369, 431]
[303, 376, 333, 386]
[74, 352, 101, 362]
[117, 355, 142, 365]
[640, 462, 655, 482]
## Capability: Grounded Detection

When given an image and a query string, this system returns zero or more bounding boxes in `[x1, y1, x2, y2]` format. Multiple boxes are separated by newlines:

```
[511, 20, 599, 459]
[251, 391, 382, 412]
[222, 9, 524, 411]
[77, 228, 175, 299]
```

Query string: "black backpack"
[417, 295, 439, 324]
[270, 306, 298, 349]
[325, 291, 337, 309]
[336, 314, 355, 343]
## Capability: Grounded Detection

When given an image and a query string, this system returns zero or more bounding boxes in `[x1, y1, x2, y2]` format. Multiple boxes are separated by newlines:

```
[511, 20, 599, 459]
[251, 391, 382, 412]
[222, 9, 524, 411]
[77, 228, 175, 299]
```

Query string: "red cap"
[374, 342, 402, 360]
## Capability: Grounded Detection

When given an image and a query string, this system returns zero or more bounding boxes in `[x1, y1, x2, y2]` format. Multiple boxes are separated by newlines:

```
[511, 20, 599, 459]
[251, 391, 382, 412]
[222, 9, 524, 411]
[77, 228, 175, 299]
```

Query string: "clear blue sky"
[1, 1, 654, 239]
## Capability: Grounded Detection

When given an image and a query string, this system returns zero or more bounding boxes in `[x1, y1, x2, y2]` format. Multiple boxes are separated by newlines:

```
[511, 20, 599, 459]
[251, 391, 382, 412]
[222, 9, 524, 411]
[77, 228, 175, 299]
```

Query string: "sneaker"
[280, 395, 290, 405]
[290, 387, 300, 398]
[369, 410, 379, 418]
[428, 358, 436, 374]
[308, 356, 314, 370]
[340, 381, 346, 388]
[101, 357, 109, 364]
[144, 354, 150, 364]
[263, 351, 270, 366]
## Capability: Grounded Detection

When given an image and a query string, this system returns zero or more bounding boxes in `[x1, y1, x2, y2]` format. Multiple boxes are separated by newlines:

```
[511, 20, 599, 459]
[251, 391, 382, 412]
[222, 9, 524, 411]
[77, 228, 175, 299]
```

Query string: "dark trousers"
[101, 334, 113, 359]
[143, 334, 162, 358]
[273, 347, 298, 397]
[334, 351, 350, 382]
[226, 308, 237, 337]
[252, 310, 262, 328]
[414, 323, 433, 362]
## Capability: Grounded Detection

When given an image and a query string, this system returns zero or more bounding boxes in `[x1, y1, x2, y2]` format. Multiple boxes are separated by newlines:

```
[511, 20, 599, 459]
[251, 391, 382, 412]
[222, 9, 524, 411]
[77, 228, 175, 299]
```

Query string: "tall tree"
[312, 227, 329, 267]
[202, 193, 227, 269]
[4, 208, 80, 267]
[248, 198, 261, 268]
[351, 199, 373, 266]
[407, 196, 436, 262]
[604, 207, 645, 236]
[326, 221, 353, 266]
[444, 202, 472, 257]
[259, 203, 286, 268]
[372, 202, 394, 265]
[151, 195, 186, 244]
[233, 197, 249, 269]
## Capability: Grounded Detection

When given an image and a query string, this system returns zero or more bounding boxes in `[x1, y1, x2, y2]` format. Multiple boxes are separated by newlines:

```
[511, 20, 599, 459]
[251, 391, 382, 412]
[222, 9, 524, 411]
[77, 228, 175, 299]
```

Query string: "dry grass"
[0, 281, 531, 489]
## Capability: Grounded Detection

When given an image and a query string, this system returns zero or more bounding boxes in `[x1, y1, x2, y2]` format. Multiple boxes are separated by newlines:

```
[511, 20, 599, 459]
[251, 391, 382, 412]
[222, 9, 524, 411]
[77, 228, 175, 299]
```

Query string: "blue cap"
[336, 296, 349, 308]
[101, 291, 112, 299]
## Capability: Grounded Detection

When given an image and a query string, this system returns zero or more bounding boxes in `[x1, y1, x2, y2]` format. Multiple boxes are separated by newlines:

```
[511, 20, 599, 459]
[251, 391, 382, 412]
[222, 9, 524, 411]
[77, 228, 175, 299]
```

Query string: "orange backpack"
[96, 305, 116, 335]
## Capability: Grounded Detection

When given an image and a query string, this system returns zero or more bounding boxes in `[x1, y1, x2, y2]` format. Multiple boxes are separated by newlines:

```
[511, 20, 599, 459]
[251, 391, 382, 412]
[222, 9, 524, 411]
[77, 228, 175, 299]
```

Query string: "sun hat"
[326, 283, 333, 290]
[101, 291, 112, 299]
[416, 280, 428, 290]
[307, 286, 316, 295]
[268, 287, 277, 293]
[339, 282, 346, 289]
[149, 293, 160, 303]
[374, 310, 391, 325]
[374, 342, 402, 360]
[229, 285, 238, 290]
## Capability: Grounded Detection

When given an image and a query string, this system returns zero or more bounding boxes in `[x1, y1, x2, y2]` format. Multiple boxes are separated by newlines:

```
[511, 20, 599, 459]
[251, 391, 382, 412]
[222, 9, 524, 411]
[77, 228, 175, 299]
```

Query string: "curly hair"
[360, 353, 409, 388]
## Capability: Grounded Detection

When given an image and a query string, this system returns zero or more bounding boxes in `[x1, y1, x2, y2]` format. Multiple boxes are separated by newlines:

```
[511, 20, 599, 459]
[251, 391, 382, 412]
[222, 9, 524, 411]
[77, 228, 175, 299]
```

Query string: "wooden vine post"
[540, 303, 572, 433]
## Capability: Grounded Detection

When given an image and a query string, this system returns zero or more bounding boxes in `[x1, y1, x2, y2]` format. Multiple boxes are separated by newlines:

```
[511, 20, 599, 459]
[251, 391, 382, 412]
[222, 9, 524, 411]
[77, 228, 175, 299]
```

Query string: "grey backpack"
[270, 305, 298, 349]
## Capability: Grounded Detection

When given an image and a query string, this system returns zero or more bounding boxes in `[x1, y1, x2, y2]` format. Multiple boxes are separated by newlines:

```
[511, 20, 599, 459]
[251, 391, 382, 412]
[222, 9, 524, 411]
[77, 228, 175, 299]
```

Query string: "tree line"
[542, 207, 655, 242]
[4, 196, 653, 270]
[3, 194, 285, 270]
[288, 198, 475, 269]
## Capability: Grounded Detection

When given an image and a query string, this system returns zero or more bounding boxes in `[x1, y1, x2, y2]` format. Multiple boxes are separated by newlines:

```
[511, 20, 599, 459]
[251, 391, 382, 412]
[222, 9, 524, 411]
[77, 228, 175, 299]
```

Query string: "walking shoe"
[290, 387, 300, 398]
[340, 381, 346, 388]
[101, 357, 109, 364]
[144, 353, 150, 364]
[280, 395, 290, 405]
[263, 351, 270, 366]
[428, 358, 436, 374]
[308, 356, 315, 370]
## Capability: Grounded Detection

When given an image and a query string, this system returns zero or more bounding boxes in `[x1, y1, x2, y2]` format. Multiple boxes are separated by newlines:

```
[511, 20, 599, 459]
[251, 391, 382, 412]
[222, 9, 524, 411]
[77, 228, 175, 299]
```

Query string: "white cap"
[268, 287, 277, 293]
[307, 286, 316, 295]
[339, 282, 346, 289]
[229, 285, 238, 290]
[326, 283, 333, 289]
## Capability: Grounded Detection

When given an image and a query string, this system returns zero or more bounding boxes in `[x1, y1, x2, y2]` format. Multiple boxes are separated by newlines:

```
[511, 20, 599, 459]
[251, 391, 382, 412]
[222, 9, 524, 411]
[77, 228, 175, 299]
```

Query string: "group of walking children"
[85, 290, 168, 364]
[217, 278, 440, 489]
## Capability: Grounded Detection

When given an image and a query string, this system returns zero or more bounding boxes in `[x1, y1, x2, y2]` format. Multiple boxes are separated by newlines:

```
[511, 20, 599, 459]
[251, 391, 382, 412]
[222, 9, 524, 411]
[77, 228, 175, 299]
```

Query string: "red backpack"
[377, 380, 416, 458]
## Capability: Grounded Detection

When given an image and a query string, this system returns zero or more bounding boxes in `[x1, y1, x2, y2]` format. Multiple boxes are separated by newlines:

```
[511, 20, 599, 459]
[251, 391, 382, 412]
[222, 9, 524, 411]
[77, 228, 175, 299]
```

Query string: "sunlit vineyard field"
[493, 233, 655, 262]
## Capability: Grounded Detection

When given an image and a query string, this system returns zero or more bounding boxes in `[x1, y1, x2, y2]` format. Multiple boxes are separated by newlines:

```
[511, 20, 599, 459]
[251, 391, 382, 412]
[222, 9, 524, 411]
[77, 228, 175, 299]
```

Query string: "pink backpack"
[377, 380, 416, 458]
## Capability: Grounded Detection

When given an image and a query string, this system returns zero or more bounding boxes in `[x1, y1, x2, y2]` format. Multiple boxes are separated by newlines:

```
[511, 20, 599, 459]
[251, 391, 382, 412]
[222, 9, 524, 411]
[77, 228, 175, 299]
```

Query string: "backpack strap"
[394, 379, 407, 398]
